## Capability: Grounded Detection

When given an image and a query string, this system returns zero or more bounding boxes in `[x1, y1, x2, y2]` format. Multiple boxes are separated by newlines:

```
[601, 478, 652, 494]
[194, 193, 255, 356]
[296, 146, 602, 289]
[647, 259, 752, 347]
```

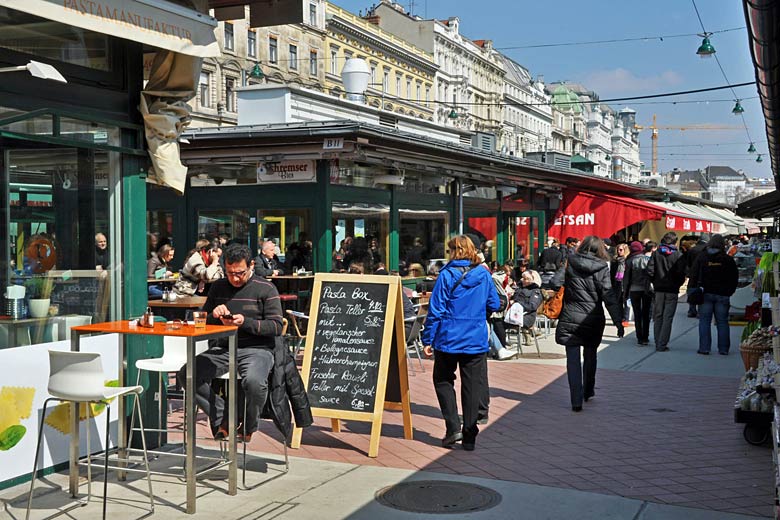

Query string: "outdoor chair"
[285, 309, 308, 358]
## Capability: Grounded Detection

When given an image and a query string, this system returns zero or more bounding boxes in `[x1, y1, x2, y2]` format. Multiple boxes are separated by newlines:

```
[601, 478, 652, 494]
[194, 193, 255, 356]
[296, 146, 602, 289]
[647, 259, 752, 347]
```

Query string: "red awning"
[550, 191, 665, 239]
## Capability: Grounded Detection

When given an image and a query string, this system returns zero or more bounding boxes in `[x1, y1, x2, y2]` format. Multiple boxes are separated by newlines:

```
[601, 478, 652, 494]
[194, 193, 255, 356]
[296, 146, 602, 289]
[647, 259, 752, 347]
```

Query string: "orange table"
[70, 320, 238, 514]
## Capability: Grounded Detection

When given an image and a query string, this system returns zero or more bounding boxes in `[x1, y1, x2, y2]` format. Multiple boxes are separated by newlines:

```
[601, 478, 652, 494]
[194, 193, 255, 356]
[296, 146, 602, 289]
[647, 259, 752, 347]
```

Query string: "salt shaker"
[162, 288, 170, 302]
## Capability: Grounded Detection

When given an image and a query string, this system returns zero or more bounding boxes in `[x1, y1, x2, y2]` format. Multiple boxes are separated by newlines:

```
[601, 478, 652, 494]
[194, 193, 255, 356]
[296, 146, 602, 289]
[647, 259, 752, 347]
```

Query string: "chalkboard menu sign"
[292, 273, 413, 458]
[307, 281, 387, 412]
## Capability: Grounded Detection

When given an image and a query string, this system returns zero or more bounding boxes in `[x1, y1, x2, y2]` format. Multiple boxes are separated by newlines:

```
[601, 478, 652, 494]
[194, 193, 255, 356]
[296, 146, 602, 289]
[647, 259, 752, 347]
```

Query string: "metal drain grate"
[375, 480, 502, 514]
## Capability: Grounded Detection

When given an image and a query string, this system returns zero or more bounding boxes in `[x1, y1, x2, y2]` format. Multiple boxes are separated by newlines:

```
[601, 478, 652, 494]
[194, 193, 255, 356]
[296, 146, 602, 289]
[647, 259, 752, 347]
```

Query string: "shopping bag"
[504, 301, 524, 326]
[541, 287, 564, 319]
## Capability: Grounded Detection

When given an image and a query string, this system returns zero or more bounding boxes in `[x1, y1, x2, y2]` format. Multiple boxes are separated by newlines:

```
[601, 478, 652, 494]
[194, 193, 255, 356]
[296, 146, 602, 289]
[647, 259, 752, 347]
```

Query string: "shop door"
[507, 211, 545, 268]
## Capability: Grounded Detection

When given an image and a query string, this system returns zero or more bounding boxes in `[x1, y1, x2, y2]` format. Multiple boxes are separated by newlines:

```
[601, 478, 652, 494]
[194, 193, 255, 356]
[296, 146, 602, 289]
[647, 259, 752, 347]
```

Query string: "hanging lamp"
[696, 34, 716, 58]
[756, 154, 763, 163]
[748, 142, 756, 153]
[732, 100, 744, 115]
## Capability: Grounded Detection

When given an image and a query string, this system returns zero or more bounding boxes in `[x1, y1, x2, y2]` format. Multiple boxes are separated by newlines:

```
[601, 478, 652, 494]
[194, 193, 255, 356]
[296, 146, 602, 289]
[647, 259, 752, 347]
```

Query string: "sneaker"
[496, 347, 516, 360]
[442, 431, 463, 447]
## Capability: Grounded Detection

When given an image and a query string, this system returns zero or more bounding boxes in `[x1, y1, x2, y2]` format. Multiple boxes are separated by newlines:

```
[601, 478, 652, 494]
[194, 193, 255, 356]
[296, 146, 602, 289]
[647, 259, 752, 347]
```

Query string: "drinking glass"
[193, 311, 207, 329]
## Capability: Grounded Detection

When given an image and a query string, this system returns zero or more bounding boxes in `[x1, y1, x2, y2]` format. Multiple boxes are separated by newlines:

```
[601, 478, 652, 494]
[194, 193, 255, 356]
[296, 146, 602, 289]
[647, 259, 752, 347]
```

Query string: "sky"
[332, 0, 770, 178]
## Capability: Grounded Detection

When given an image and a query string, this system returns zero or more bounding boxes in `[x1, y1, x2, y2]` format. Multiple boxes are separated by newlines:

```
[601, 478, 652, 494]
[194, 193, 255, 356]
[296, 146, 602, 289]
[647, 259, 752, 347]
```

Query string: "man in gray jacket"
[647, 232, 686, 352]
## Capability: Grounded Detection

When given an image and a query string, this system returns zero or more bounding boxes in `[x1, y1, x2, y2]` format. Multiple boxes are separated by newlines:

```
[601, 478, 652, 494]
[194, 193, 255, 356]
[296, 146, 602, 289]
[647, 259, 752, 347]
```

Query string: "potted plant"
[25, 276, 54, 318]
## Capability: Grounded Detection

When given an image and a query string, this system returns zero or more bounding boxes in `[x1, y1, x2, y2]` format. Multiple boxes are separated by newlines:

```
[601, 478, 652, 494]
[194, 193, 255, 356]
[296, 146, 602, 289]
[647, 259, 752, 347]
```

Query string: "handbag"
[687, 260, 705, 306]
[504, 301, 524, 325]
[541, 287, 565, 319]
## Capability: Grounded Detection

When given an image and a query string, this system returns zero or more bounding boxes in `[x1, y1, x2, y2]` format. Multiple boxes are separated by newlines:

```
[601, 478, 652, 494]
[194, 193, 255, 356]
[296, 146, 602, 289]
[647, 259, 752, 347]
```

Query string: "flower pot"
[28, 298, 51, 318]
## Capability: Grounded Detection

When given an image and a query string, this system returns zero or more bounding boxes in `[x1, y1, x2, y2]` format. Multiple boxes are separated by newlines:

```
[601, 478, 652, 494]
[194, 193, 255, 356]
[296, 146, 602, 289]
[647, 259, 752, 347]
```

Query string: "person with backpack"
[423, 235, 501, 451]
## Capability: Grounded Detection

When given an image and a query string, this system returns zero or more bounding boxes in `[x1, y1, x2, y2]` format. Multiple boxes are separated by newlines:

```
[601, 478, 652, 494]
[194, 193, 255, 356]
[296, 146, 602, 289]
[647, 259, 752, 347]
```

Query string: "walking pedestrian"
[623, 241, 653, 346]
[647, 232, 686, 352]
[422, 235, 501, 451]
[688, 234, 738, 355]
[554, 236, 624, 412]
[610, 242, 630, 326]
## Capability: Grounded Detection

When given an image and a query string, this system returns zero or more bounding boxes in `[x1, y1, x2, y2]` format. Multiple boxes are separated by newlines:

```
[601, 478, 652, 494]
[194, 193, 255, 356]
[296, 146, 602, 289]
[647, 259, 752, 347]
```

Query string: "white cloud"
[579, 68, 684, 96]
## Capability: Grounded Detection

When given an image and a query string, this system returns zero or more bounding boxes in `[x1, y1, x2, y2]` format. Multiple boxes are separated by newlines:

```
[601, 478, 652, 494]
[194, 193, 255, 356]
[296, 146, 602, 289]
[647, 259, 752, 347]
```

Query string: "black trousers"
[565, 345, 598, 408]
[629, 291, 653, 343]
[433, 350, 487, 443]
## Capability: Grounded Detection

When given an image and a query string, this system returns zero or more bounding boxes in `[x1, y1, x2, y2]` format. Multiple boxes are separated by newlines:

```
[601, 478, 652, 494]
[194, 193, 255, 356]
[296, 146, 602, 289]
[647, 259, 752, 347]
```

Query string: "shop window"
[400, 210, 448, 274]
[2, 147, 118, 348]
[329, 160, 378, 188]
[197, 210, 250, 246]
[248, 30, 257, 58]
[289, 44, 298, 70]
[257, 209, 312, 268]
[332, 203, 389, 272]
[224, 22, 234, 51]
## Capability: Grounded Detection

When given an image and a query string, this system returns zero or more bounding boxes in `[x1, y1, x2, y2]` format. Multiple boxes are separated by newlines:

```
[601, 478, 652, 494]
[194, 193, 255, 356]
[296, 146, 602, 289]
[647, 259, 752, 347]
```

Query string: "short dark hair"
[707, 234, 727, 251]
[565, 237, 578, 245]
[224, 243, 252, 265]
[661, 232, 678, 245]
[644, 241, 656, 253]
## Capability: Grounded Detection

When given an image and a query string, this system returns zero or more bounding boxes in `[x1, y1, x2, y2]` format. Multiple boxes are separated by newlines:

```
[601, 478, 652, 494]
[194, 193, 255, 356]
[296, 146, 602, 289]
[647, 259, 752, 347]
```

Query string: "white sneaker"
[496, 348, 516, 360]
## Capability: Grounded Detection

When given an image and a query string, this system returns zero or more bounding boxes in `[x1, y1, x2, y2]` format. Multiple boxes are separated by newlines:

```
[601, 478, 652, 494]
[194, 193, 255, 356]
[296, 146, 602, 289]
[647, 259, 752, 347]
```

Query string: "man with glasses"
[181, 243, 284, 441]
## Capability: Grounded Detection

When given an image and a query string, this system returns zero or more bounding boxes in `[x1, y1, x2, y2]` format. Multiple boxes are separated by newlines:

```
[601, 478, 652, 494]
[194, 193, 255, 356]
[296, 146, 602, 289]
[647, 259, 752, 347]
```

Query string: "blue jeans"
[698, 293, 731, 354]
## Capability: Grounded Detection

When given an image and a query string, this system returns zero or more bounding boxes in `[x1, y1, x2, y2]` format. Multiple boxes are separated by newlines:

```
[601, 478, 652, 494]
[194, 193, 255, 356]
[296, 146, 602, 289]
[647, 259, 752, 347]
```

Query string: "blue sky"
[332, 0, 770, 178]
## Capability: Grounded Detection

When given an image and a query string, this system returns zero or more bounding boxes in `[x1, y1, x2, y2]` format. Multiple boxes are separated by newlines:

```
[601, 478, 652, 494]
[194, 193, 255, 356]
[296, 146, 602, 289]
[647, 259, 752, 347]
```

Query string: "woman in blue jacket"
[423, 235, 501, 451]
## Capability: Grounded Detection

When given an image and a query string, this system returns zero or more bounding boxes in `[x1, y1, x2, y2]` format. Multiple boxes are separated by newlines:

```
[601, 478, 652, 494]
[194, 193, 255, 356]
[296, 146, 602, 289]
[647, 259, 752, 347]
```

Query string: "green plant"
[24, 276, 53, 299]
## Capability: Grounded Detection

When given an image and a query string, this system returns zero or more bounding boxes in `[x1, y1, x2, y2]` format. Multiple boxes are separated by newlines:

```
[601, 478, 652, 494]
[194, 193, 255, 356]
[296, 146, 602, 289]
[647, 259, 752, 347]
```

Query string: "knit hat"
[629, 241, 643, 254]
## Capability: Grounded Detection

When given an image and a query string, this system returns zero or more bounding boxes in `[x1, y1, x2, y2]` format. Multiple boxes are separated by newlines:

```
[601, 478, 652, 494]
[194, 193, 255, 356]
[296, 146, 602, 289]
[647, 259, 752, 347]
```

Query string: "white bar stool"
[26, 351, 154, 520]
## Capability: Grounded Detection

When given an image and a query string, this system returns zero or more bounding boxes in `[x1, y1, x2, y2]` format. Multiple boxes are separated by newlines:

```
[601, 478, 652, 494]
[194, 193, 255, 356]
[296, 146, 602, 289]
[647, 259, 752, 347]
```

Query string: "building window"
[396, 75, 402, 96]
[226, 78, 235, 112]
[248, 30, 256, 58]
[383, 70, 389, 93]
[289, 44, 298, 70]
[416, 84, 421, 102]
[406, 78, 411, 98]
[224, 22, 234, 51]
[370, 64, 376, 84]
[269, 37, 278, 64]
[199, 72, 210, 108]
[330, 47, 338, 75]
[309, 2, 318, 25]
[310, 50, 318, 75]
[425, 87, 430, 105]
[344, 50, 353, 62]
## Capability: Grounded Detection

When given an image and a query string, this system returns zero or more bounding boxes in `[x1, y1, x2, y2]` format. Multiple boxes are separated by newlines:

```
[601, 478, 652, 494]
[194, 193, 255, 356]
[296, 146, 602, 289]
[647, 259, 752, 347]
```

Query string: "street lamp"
[248, 63, 264, 80]
[748, 142, 756, 153]
[448, 108, 458, 119]
[732, 100, 744, 115]
[341, 58, 371, 103]
[0, 60, 66, 83]
[756, 154, 763, 163]
[696, 33, 716, 58]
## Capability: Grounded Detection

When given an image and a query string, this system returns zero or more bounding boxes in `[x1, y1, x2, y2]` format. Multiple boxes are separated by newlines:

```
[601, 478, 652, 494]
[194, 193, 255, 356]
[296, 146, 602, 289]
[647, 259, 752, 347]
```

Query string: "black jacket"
[513, 283, 544, 328]
[538, 247, 563, 272]
[554, 253, 623, 347]
[254, 254, 285, 276]
[684, 241, 706, 276]
[647, 244, 686, 293]
[623, 253, 652, 297]
[261, 336, 312, 440]
[688, 249, 739, 297]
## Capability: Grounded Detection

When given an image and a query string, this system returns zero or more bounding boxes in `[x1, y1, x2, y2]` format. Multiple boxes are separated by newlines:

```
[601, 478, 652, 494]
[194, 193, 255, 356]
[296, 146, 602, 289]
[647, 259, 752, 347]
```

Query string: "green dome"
[551, 85, 582, 113]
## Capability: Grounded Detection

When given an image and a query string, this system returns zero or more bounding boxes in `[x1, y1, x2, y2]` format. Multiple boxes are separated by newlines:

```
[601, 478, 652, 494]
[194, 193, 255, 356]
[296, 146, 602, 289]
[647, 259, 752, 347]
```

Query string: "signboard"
[323, 138, 344, 150]
[291, 273, 412, 457]
[665, 215, 713, 233]
[256, 160, 316, 184]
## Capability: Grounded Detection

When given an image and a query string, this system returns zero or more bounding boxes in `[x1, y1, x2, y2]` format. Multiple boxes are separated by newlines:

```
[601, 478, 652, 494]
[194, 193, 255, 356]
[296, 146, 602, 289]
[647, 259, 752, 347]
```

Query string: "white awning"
[2, 0, 219, 57]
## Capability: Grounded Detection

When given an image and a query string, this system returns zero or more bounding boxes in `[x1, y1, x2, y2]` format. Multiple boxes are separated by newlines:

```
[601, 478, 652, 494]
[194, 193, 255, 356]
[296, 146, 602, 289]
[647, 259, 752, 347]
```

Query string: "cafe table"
[69, 320, 238, 514]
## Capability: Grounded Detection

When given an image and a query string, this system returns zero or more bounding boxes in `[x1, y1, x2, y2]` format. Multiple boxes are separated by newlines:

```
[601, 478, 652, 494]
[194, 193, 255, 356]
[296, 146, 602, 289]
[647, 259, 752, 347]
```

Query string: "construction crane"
[634, 114, 742, 175]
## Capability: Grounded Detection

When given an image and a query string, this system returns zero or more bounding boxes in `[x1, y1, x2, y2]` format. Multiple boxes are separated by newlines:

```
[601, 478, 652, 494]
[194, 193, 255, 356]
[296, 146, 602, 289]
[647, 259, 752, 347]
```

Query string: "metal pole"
[457, 179, 464, 235]
[0, 65, 26, 74]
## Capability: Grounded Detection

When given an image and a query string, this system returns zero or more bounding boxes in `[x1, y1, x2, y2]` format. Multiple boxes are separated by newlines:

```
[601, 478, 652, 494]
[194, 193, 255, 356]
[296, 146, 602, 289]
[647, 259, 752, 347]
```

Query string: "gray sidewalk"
[1, 300, 768, 520]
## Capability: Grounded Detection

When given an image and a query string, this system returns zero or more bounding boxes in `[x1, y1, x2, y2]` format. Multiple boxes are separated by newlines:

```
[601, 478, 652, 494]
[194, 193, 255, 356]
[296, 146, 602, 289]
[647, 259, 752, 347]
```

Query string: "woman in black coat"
[554, 236, 624, 412]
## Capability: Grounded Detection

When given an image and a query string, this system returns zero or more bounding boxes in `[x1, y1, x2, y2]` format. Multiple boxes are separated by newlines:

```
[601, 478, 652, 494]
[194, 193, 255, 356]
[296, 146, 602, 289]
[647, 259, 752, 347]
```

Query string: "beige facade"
[191, 1, 327, 128]
[324, 3, 436, 120]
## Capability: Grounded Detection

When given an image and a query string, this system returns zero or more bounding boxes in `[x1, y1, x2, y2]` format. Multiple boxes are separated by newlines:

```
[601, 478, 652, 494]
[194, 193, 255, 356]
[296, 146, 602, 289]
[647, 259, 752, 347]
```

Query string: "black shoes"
[719, 351, 729, 356]
[463, 443, 475, 451]
[656, 346, 670, 352]
[477, 416, 488, 425]
[442, 432, 463, 447]
[572, 406, 583, 412]
[637, 339, 649, 346]
[697, 350, 710, 355]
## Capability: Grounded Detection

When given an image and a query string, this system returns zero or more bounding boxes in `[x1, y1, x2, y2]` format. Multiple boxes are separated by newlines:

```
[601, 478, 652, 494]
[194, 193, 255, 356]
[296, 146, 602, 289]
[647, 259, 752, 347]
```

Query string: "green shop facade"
[165, 121, 630, 278]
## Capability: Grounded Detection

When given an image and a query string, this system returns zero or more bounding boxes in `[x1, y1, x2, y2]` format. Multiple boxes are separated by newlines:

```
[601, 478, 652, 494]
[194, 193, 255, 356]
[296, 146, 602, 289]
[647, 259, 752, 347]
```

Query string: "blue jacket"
[422, 259, 501, 354]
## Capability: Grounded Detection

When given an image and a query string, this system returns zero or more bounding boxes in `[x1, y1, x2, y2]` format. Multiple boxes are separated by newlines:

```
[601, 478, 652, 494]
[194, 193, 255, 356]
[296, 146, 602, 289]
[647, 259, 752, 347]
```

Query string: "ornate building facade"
[498, 55, 552, 157]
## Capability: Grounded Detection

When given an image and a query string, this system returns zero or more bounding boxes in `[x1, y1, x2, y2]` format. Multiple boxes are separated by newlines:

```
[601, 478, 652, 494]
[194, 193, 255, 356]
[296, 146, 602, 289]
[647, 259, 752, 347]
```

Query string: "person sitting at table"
[95, 232, 109, 269]
[174, 239, 223, 296]
[416, 264, 439, 293]
[147, 244, 175, 298]
[254, 240, 285, 277]
[181, 243, 285, 442]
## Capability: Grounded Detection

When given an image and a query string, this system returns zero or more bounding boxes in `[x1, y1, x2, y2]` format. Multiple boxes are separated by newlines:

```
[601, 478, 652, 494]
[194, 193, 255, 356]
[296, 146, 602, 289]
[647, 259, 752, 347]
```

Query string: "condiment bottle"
[162, 288, 170, 302]
[141, 306, 155, 328]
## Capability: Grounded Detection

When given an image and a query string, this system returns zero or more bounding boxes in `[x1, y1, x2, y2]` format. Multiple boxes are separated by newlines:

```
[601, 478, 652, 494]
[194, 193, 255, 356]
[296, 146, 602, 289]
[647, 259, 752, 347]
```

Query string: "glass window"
[330, 47, 338, 75]
[2, 147, 119, 348]
[269, 37, 278, 64]
[147, 210, 175, 260]
[225, 78, 236, 112]
[199, 72, 210, 108]
[248, 30, 257, 58]
[224, 22, 234, 51]
[400, 210, 448, 273]
[370, 65, 376, 84]
[309, 3, 318, 25]
[467, 216, 498, 265]
[396, 75, 402, 96]
[289, 44, 298, 70]
[332, 203, 389, 272]
[310, 51, 318, 75]
[416, 84, 421, 102]
[406, 78, 411, 98]
[197, 210, 250, 245]
[257, 209, 312, 268]
[344, 50, 353, 61]
[0, 7, 111, 71]
[383, 70, 389, 92]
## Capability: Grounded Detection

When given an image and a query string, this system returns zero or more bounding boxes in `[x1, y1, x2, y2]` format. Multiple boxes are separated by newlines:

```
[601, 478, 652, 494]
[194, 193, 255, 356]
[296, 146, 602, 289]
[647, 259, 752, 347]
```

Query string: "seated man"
[254, 240, 285, 277]
[180, 243, 284, 441]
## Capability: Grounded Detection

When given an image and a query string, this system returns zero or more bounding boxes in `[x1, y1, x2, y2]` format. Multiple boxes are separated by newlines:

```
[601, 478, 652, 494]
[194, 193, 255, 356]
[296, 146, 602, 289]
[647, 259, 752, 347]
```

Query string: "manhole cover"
[517, 352, 566, 359]
[375, 480, 502, 514]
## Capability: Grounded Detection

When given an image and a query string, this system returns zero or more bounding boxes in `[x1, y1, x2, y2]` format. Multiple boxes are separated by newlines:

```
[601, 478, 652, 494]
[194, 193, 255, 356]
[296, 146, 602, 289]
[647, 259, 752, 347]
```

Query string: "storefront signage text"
[257, 160, 316, 184]
[552, 212, 595, 227]
[63, 0, 194, 41]
[665, 215, 712, 233]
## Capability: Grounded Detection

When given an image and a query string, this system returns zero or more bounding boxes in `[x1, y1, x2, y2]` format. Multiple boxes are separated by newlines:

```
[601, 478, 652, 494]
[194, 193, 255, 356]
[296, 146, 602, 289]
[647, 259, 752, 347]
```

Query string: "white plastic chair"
[26, 351, 154, 520]
[129, 337, 208, 450]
